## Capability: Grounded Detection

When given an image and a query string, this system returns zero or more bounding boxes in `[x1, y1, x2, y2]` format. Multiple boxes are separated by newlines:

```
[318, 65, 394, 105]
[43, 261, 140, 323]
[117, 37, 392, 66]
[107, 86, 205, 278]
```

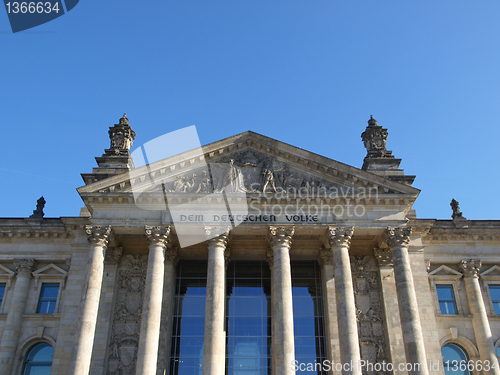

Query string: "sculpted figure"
[260, 163, 277, 193]
[211, 159, 247, 193]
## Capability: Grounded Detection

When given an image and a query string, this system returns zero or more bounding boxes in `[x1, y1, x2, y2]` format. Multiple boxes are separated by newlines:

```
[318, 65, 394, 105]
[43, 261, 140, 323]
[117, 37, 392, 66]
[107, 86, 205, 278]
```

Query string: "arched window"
[23, 343, 54, 375]
[442, 343, 470, 375]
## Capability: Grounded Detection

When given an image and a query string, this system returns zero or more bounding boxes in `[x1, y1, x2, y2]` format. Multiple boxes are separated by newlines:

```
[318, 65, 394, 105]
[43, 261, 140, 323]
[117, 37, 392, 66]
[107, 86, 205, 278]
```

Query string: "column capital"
[104, 247, 123, 265]
[205, 226, 230, 249]
[385, 226, 412, 248]
[459, 259, 482, 278]
[324, 226, 354, 248]
[145, 225, 171, 247]
[268, 226, 295, 249]
[13, 258, 35, 275]
[85, 225, 114, 247]
[374, 248, 393, 267]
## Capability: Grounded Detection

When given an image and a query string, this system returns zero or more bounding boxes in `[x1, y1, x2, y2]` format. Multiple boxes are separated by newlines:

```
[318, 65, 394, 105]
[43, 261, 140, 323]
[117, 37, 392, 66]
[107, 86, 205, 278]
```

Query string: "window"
[436, 285, 457, 315]
[292, 261, 326, 375]
[23, 343, 54, 375]
[226, 261, 271, 375]
[0, 283, 5, 307]
[489, 285, 500, 315]
[37, 284, 59, 314]
[170, 261, 207, 375]
[441, 343, 469, 375]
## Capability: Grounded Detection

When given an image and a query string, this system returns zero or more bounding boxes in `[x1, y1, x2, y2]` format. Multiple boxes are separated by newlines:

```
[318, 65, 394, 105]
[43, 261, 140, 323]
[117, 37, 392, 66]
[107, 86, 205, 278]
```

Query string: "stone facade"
[0, 115, 499, 375]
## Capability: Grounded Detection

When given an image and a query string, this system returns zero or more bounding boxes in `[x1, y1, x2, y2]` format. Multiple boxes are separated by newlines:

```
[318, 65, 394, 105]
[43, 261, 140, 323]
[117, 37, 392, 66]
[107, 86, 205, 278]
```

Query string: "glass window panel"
[0, 283, 5, 305]
[229, 317, 265, 337]
[233, 279, 262, 296]
[230, 298, 263, 317]
[36, 284, 59, 314]
[293, 297, 315, 317]
[442, 343, 470, 375]
[489, 285, 500, 315]
[177, 297, 206, 316]
[295, 336, 318, 358]
[294, 317, 316, 337]
[23, 343, 53, 375]
[436, 285, 457, 315]
[176, 317, 205, 336]
[177, 337, 204, 357]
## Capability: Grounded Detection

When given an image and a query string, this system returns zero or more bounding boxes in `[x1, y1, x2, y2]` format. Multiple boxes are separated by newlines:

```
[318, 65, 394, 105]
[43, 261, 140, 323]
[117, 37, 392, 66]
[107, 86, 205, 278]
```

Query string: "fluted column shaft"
[203, 229, 229, 375]
[326, 227, 361, 375]
[386, 227, 428, 375]
[269, 226, 295, 375]
[70, 225, 113, 375]
[460, 260, 500, 375]
[0, 259, 35, 374]
[135, 226, 172, 375]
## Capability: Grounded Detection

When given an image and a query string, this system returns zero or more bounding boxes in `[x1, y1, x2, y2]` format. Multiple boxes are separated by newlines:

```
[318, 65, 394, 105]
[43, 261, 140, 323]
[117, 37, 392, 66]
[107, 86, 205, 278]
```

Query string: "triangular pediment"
[429, 265, 463, 277]
[78, 131, 420, 202]
[481, 265, 500, 277]
[32, 263, 68, 290]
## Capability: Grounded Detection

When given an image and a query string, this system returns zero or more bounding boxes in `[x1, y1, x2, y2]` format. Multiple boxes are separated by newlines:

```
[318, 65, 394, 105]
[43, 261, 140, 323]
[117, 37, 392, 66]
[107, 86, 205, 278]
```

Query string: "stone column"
[203, 228, 230, 375]
[0, 259, 35, 374]
[135, 226, 172, 375]
[385, 227, 428, 375]
[90, 247, 123, 375]
[325, 226, 361, 375]
[459, 260, 500, 375]
[157, 246, 179, 375]
[268, 226, 295, 375]
[318, 248, 342, 373]
[69, 225, 113, 375]
[373, 248, 407, 375]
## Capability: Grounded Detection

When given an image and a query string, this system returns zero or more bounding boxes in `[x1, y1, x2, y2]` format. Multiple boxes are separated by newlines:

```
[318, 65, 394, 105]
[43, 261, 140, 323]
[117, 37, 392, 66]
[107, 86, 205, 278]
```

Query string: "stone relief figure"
[450, 198, 465, 219]
[211, 159, 247, 193]
[197, 170, 212, 193]
[260, 162, 278, 193]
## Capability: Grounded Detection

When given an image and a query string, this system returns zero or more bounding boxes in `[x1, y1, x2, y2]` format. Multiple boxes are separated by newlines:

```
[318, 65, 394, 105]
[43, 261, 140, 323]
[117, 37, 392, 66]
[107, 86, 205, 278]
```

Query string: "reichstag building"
[1, 115, 499, 375]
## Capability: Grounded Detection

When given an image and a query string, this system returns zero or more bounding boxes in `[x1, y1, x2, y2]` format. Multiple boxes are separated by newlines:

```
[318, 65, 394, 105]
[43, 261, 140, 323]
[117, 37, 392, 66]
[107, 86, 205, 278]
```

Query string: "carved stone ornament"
[149, 149, 348, 196]
[269, 226, 295, 248]
[385, 226, 412, 248]
[145, 225, 171, 247]
[29, 196, 45, 218]
[450, 198, 466, 219]
[105, 247, 123, 265]
[107, 113, 136, 155]
[325, 226, 354, 248]
[205, 227, 230, 249]
[85, 225, 113, 247]
[266, 247, 274, 269]
[361, 115, 393, 159]
[107, 254, 146, 375]
[165, 246, 179, 265]
[459, 259, 482, 278]
[373, 248, 393, 267]
[13, 259, 35, 275]
[317, 247, 333, 267]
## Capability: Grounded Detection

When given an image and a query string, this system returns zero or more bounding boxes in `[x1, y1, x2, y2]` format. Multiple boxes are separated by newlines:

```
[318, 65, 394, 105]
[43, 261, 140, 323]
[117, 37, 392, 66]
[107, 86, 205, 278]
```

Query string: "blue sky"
[1, 1, 499, 220]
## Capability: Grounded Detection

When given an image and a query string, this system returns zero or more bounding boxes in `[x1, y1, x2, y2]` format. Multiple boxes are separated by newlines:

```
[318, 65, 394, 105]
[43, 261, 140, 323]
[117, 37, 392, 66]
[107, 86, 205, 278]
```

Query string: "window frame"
[428, 265, 463, 315]
[22, 342, 54, 375]
[31, 263, 67, 314]
[479, 266, 500, 316]
[0, 264, 15, 313]
[36, 283, 60, 314]
[436, 284, 459, 315]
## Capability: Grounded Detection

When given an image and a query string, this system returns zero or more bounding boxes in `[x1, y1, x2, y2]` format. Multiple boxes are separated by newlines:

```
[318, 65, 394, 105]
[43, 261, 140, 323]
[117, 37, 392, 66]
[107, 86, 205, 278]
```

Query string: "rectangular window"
[0, 283, 5, 307]
[37, 284, 59, 314]
[489, 285, 500, 315]
[437, 284, 457, 315]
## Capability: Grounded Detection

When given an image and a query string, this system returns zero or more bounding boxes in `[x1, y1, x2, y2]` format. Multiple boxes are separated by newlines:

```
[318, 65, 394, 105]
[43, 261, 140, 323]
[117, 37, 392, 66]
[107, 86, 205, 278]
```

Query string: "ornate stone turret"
[81, 114, 136, 185]
[361, 116, 415, 186]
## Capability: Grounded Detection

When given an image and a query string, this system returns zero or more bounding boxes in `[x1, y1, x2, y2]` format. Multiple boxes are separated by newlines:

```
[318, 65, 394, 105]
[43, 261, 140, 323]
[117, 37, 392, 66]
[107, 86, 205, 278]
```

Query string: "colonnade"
[60, 224, 496, 375]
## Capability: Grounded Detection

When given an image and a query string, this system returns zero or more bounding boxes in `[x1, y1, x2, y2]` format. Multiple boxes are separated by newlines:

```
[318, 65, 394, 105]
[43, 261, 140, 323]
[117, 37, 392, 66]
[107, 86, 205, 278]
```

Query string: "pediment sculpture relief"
[150, 150, 349, 195]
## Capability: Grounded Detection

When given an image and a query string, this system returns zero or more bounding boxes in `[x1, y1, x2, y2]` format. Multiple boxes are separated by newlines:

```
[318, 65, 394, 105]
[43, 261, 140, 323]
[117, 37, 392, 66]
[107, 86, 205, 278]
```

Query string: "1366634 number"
[5, 2, 60, 14]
